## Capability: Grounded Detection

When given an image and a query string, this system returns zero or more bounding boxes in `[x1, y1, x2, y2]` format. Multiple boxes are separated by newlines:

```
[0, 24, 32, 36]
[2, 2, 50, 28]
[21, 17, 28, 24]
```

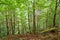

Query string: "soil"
[0, 32, 60, 40]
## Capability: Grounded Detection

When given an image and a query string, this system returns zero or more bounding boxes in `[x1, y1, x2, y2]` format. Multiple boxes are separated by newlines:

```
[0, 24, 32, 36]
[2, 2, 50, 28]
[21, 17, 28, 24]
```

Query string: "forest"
[0, 0, 60, 40]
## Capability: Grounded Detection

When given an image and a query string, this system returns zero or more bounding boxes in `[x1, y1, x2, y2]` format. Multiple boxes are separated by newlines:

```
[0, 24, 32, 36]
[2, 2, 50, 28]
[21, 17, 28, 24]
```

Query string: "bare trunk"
[18, 21, 20, 34]
[11, 13, 14, 35]
[12, 13, 15, 35]
[28, 6, 31, 33]
[33, 0, 36, 34]
[6, 12, 9, 35]
[53, 0, 57, 27]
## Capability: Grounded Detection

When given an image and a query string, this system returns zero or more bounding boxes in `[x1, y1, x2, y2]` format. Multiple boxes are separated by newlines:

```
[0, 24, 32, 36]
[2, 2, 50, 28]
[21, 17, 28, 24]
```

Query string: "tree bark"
[12, 13, 16, 35]
[11, 13, 14, 35]
[33, 0, 36, 34]
[53, 0, 58, 27]
[18, 21, 20, 34]
[28, 6, 31, 33]
[6, 12, 9, 35]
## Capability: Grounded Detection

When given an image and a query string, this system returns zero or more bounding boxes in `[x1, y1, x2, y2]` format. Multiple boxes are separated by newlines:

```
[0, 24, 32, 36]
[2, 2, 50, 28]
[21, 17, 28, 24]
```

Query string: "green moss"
[40, 27, 57, 33]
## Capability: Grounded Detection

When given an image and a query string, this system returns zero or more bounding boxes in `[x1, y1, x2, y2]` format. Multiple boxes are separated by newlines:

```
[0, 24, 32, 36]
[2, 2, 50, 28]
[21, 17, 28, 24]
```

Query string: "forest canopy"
[0, 0, 60, 38]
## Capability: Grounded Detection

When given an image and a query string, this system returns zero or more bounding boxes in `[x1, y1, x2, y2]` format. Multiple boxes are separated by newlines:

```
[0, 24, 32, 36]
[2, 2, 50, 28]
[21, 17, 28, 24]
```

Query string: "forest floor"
[0, 32, 60, 40]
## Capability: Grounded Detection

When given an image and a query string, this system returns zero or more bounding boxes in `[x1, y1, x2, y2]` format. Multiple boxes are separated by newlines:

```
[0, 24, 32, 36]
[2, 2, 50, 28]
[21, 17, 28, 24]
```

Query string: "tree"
[33, 0, 36, 34]
[5, 12, 9, 35]
[28, 6, 31, 33]
[53, 0, 58, 27]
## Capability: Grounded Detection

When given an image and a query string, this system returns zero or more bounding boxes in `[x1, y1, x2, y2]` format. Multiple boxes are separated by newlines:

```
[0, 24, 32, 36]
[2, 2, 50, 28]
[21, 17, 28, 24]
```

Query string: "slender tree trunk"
[46, 11, 48, 29]
[0, 21, 1, 38]
[33, 0, 36, 34]
[21, 18, 24, 34]
[46, 18, 48, 29]
[18, 21, 20, 34]
[6, 12, 9, 35]
[11, 13, 14, 35]
[12, 13, 15, 35]
[28, 6, 31, 33]
[53, 0, 58, 27]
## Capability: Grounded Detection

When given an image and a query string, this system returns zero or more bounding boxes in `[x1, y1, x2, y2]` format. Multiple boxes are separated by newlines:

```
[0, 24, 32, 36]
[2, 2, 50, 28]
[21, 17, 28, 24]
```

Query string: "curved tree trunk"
[53, 0, 58, 27]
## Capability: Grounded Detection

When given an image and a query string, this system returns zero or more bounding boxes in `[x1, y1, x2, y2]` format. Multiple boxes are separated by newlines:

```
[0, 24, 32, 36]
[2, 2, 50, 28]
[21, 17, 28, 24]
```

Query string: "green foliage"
[0, 0, 60, 38]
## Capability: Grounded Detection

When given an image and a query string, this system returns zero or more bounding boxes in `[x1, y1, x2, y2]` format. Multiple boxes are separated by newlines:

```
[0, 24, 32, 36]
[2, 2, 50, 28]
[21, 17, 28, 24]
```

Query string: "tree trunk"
[33, 0, 36, 34]
[28, 6, 31, 33]
[12, 13, 16, 35]
[11, 13, 14, 35]
[53, 0, 58, 27]
[18, 21, 20, 34]
[6, 12, 9, 35]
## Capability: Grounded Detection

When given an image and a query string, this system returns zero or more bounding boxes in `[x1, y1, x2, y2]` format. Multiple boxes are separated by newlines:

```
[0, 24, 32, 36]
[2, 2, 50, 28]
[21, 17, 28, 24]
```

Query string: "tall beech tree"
[53, 0, 58, 27]
[33, 0, 36, 34]
[28, 6, 31, 33]
[5, 12, 9, 35]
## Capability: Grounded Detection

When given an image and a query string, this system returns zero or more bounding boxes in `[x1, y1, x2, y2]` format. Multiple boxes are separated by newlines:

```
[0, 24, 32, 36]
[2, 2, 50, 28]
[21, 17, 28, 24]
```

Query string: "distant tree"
[18, 20, 20, 34]
[5, 12, 9, 35]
